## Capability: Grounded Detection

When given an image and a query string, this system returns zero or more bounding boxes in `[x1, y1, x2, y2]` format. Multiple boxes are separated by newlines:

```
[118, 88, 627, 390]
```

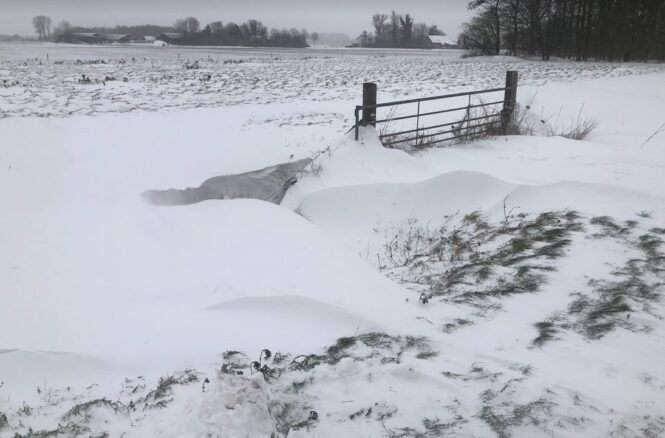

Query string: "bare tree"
[461, 0, 665, 61]
[428, 25, 446, 36]
[400, 14, 414, 46]
[311, 32, 320, 47]
[503, 0, 521, 55]
[459, 10, 501, 55]
[174, 17, 200, 34]
[208, 21, 223, 35]
[241, 19, 268, 45]
[469, 0, 502, 54]
[389, 10, 402, 45]
[358, 30, 372, 46]
[184, 17, 200, 34]
[174, 19, 186, 33]
[372, 13, 388, 45]
[367, 11, 444, 48]
[45, 16, 52, 39]
[54, 20, 71, 38]
[413, 22, 429, 46]
[32, 15, 52, 41]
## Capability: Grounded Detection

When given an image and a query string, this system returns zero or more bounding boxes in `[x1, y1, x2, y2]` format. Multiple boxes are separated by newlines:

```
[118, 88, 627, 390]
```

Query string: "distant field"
[1, 43, 664, 119]
[0, 42, 467, 61]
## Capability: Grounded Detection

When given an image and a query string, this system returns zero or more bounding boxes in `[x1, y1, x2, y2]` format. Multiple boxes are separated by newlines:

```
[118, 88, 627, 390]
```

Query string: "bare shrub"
[377, 106, 400, 140]
[502, 103, 538, 136]
[63, 398, 124, 420]
[452, 97, 509, 142]
[376, 95, 599, 151]
[379, 98, 506, 151]
[305, 156, 324, 177]
[378, 107, 434, 151]
[142, 369, 199, 409]
[461, 99, 599, 141]
[18, 402, 32, 416]
[558, 106, 599, 140]
[296, 144, 337, 179]
[536, 103, 599, 140]
[377, 96, 541, 151]
[560, 118, 599, 140]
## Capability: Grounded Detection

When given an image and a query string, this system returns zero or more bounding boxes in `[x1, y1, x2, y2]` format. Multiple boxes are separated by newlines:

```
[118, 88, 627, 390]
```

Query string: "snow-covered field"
[1, 43, 665, 437]
[2, 43, 664, 119]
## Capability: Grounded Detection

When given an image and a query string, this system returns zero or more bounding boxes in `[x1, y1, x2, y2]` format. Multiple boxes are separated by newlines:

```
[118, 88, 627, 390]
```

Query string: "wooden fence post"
[502, 71, 518, 133]
[362, 82, 377, 127]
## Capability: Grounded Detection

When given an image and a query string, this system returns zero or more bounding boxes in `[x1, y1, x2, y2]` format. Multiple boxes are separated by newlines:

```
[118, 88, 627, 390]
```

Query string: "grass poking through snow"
[374, 211, 663, 346]
[532, 219, 665, 346]
[379, 210, 584, 315]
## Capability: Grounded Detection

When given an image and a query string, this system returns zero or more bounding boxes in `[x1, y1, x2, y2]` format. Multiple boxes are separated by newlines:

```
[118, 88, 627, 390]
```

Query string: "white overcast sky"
[0, 0, 473, 38]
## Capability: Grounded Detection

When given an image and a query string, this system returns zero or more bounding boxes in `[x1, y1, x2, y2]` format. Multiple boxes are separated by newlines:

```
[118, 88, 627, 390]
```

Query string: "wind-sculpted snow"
[141, 158, 312, 205]
[2, 47, 665, 119]
[2, 45, 665, 437]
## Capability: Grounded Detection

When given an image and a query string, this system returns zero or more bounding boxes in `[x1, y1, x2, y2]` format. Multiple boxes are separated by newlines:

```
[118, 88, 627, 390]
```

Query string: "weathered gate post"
[362, 82, 377, 126]
[501, 71, 518, 133]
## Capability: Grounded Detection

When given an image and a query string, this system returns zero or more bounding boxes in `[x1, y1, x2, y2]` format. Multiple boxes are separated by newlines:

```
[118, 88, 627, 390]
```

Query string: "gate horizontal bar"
[379, 113, 501, 139]
[374, 100, 504, 124]
[381, 119, 502, 147]
[360, 87, 509, 110]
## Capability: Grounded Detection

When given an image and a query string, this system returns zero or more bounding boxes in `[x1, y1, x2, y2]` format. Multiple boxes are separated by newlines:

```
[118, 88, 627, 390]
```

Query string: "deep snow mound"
[297, 169, 665, 244]
[142, 158, 311, 206]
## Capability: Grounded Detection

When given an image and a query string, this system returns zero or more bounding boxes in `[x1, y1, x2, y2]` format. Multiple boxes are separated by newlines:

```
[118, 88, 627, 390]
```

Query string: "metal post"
[465, 94, 472, 139]
[502, 71, 518, 133]
[362, 82, 377, 127]
[354, 107, 360, 140]
[415, 101, 420, 147]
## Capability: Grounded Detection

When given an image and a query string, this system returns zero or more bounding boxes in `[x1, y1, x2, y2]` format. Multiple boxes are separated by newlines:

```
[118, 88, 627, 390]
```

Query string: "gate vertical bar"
[415, 101, 421, 147]
[465, 94, 472, 140]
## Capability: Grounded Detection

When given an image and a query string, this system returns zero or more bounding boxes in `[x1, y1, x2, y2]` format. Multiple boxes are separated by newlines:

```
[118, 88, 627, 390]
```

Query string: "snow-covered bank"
[2, 51, 665, 436]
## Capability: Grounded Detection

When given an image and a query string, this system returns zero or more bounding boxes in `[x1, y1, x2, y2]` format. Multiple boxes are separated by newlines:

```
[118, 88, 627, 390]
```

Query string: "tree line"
[459, 0, 665, 61]
[32, 16, 313, 48]
[184, 17, 311, 48]
[0, 34, 36, 42]
[356, 11, 447, 48]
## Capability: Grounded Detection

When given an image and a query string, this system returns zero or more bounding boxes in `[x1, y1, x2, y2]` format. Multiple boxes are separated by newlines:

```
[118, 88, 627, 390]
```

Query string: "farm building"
[57, 33, 108, 44]
[103, 34, 138, 43]
[56, 33, 138, 44]
[156, 33, 185, 45]
[428, 35, 459, 49]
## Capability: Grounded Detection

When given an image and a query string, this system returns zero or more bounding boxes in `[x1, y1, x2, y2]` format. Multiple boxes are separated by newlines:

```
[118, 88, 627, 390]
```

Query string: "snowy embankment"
[1, 57, 665, 436]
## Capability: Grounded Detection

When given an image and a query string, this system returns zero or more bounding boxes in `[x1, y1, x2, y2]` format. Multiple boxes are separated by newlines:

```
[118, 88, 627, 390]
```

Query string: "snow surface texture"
[1, 44, 665, 437]
[2, 43, 665, 119]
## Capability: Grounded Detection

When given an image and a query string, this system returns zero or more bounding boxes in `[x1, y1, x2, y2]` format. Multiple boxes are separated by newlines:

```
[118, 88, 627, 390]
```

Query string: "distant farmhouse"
[104, 34, 137, 43]
[57, 33, 141, 44]
[56, 32, 186, 45]
[428, 35, 459, 49]
[155, 33, 185, 45]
